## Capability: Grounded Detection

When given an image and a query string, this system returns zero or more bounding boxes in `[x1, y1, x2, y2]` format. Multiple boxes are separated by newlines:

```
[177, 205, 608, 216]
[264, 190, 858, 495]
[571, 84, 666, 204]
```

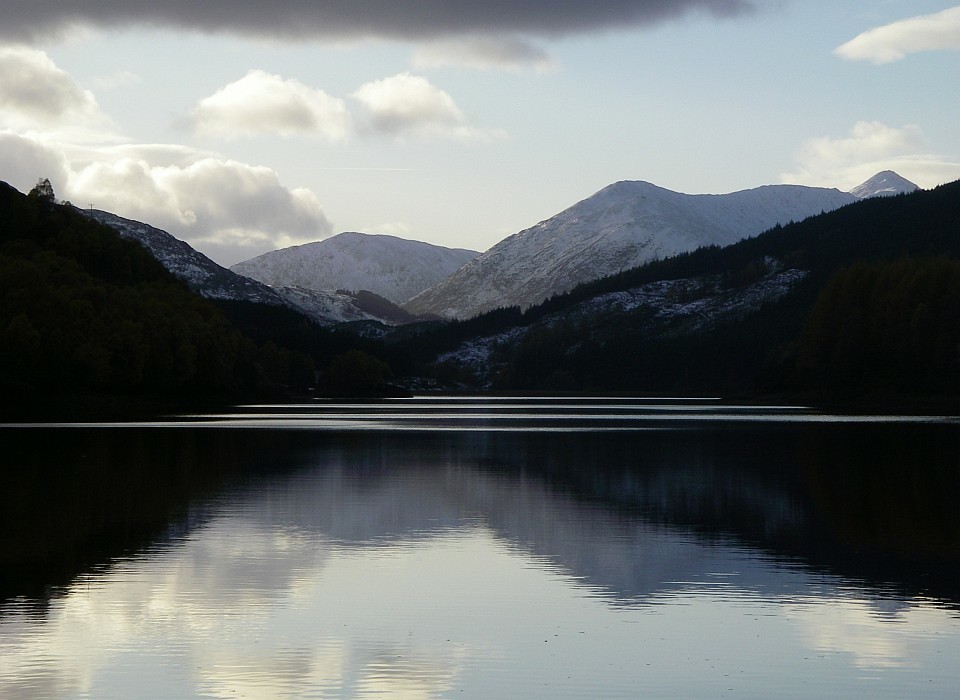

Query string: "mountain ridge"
[230, 231, 479, 305]
[402, 178, 881, 320]
[407, 178, 958, 396]
[80, 209, 413, 326]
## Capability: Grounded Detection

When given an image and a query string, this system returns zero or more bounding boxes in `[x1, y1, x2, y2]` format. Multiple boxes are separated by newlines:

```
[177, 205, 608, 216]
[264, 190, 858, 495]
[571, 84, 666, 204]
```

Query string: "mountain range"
[81, 210, 421, 326]
[402, 175, 957, 396]
[2, 167, 954, 406]
[402, 171, 918, 320]
[85, 171, 917, 327]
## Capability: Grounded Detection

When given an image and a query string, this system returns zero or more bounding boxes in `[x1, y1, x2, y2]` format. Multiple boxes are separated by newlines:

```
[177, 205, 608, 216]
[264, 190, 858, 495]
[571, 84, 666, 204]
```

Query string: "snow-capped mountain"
[402, 179, 862, 320]
[81, 209, 409, 326]
[403, 171, 916, 321]
[849, 170, 919, 199]
[230, 232, 479, 305]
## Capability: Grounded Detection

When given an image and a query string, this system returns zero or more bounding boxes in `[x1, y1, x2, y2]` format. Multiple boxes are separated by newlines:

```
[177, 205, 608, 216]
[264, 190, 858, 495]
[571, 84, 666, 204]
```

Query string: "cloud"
[0, 136, 334, 266]
[0, 50, 333, 265]
[412, 36, 556, 72]
[0, 131, 72, 195]
[0, 46, 115, 135]
[69, 156, 334, 264]
[2, 1, 756, 44]
[351, 72, 503, 142]
[189, 70, 499, 143]
[781, 120, 960, 191]
[189, 70, 350, 140]
[834, 5, 960, 64]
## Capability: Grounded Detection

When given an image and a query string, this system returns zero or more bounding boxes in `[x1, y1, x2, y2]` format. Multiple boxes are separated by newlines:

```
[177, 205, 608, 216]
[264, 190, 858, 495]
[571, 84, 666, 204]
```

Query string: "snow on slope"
[82, 209, 398, 326]
[230, 232, 479, 305]
[83, 208, 284, 305]
[436, 265, 808, 389]
[849, 170, 918, 198]
[403, 180, 857, 320]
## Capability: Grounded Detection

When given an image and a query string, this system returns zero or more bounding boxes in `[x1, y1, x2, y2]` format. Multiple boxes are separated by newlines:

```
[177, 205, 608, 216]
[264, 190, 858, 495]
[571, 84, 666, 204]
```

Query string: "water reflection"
[1, 401, 958, 698]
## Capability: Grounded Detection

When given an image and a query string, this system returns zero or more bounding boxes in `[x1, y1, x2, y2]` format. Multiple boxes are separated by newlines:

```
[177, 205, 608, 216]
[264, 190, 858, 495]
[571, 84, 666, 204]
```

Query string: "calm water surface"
[1, 398, 958, 698]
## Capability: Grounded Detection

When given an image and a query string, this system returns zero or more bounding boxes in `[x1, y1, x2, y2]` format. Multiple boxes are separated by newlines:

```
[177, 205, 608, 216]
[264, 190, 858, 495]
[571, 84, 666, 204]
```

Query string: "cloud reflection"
[785, 598, 957, 670]
[1, 434, 958, 698]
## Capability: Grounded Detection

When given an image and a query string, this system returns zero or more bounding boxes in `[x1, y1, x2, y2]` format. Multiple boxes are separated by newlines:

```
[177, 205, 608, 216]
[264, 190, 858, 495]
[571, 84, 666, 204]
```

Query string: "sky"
[1, 1, 959, 266]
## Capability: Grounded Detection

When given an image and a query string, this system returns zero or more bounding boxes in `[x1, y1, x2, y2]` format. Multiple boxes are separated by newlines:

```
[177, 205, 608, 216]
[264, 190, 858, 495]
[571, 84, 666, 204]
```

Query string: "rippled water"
[1, 398, 958, 698]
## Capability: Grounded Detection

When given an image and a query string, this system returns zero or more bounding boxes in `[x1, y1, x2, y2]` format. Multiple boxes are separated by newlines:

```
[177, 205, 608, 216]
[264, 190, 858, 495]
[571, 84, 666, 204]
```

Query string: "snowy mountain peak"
[850, 171, 919, 199]
[403, 180, 858, 320]
[230, 231, 479, 305]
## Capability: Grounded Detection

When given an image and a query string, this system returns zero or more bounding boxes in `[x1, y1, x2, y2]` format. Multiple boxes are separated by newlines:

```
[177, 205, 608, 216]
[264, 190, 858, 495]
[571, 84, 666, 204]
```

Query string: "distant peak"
[850, 171, 919, 199]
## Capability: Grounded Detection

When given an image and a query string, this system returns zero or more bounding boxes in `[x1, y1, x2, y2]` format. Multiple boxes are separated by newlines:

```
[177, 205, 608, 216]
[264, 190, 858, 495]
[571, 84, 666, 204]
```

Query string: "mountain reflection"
[3, 422, 958, 607]
[2, 414, 958, 699]
[186, 425, 957, 608]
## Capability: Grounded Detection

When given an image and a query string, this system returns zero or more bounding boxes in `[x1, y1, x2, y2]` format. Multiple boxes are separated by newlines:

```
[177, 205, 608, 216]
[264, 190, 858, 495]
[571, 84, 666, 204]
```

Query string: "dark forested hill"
[0, 181, 316, 416]
[395, 181, 960, 401]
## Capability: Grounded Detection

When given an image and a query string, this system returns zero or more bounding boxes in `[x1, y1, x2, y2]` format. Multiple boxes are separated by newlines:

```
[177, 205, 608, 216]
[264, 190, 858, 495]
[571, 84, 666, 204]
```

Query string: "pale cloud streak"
[1, 1, 756, 44]
[189, 70, 350, 141]
[781, 121, 960, 191]
[90, 70, 142, 91]
[834, 5, 960, 64]
[412, 37, 556, 72]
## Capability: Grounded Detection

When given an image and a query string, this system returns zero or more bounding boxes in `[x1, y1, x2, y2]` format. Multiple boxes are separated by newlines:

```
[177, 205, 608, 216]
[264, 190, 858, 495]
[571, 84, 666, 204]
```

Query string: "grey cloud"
[0, 133, 71, 195]
[3, 1, 755, 43]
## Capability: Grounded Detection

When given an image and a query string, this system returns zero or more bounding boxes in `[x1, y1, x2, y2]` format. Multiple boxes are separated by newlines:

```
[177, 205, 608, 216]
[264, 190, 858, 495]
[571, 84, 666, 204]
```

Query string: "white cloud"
[68, 156, 334, 264]
[0, 46, 116, 137]
[189, 70, 350, 141]
[0, 50, 334, 266]
[351, 73, 504, 142]
[834, 5, 960, 64]
[412, 36, 556, 72]
[781, 121, 960, 191]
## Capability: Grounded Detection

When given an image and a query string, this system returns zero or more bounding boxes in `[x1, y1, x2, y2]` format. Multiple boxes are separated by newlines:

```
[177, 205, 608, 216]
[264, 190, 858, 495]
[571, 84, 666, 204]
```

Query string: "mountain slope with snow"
[230, 232, 479, 305]
[403, 179, 862, 320]
[83, 208, 285, 305]
[82, 209, 409, 326]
